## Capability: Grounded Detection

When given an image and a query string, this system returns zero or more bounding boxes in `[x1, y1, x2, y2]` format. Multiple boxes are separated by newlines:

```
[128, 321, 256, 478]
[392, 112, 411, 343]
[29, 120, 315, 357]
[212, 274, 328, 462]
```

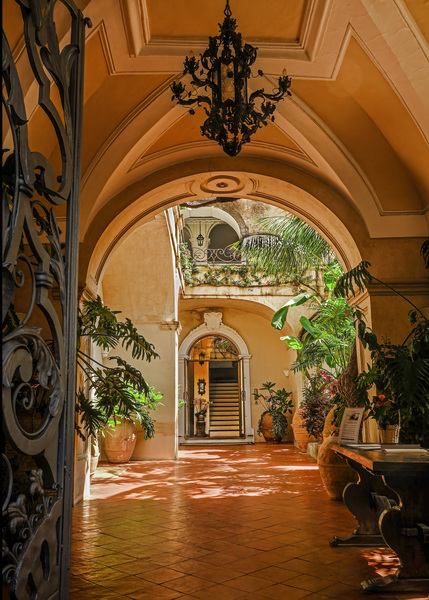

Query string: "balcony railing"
[192, 247, 243, 264]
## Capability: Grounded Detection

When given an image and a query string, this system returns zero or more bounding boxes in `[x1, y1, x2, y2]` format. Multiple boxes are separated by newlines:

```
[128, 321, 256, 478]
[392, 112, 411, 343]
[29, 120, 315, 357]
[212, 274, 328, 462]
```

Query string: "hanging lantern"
[170, 0, 292, 157]
[197, 221, 204, 247]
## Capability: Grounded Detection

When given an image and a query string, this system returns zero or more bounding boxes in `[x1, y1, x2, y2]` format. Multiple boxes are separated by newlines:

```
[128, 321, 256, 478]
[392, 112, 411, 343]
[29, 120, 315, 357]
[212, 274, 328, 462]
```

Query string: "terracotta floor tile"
[138, 567, 186, 584]
[225, 556, 275, 574]
[162, 574, 215, 593]
[286, 573, 333, 592]
[257, 583, 312, 599]
[128, 584, 184, 599]
[318, 582, 365, 599]
[190, 583, 248, 600]
[71, 446, 406, 600]
[252, 565, 301, 583]
[225, 574, 271, 592]
[97, 575, 151, 594]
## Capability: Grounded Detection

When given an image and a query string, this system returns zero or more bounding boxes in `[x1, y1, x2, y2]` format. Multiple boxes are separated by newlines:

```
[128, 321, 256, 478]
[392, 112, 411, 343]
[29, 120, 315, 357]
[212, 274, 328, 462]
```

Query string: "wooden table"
[330, 443, 429, 594]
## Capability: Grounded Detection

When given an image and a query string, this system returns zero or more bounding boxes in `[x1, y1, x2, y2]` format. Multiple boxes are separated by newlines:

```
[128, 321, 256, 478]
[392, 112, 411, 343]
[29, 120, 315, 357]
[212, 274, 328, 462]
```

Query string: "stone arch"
[83, 168, 363, 293]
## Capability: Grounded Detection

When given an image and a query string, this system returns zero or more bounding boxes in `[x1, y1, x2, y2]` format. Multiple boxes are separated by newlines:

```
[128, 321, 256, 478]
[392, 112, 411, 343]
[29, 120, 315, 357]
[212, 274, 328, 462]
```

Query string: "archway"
[178, 312, 254, 444]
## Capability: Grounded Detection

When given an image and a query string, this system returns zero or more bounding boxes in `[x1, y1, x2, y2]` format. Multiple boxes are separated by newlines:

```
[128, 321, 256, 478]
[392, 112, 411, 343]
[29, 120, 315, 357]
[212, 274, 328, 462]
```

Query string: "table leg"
[361, 473, 429, 594]
[330, 459, 399, 548]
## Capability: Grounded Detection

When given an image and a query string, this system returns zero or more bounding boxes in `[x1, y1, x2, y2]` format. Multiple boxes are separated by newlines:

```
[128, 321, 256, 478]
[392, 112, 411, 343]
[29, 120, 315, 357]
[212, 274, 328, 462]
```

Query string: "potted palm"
[75, 296, 162, 467]
[254, 382, 293, 443]
[334, 258, 429, 446]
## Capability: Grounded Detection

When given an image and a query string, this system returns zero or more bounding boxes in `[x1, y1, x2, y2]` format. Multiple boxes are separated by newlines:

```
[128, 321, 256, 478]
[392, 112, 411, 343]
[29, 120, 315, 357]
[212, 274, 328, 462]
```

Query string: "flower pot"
[259, 412, 282, 443]
[378, 425, 400, 444]
[292, 409, 317, 451]
[317, 435, 358, 501]
[196, 415, 207, 437]
[102, 418, 137, 463]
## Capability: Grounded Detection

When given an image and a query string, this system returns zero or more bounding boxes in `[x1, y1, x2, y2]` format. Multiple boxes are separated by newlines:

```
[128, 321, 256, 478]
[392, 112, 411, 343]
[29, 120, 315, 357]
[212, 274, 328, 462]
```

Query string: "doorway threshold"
[180, 437, 254, 446]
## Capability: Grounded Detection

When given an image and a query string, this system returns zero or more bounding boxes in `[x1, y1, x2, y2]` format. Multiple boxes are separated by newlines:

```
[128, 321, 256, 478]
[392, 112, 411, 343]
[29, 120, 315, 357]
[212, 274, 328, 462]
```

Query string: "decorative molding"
[179, 319, 251, 358]
[120, 0, 322, 58]
[204, 311, 223, 331]
[161, 320, 182, 333]
[132, 139, 312, 171]
[367, 281, 429, 297]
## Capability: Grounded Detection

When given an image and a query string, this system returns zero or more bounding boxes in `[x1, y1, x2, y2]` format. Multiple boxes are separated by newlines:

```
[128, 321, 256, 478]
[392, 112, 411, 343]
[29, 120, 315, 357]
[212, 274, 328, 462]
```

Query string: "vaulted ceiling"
[3, 0, 429, 270]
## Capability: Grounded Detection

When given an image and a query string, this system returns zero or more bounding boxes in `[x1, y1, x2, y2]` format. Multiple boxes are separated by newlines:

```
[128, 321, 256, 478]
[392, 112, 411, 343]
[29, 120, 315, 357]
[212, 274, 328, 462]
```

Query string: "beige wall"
[179, 305, 298, 442]
[101, 215, 179, 460]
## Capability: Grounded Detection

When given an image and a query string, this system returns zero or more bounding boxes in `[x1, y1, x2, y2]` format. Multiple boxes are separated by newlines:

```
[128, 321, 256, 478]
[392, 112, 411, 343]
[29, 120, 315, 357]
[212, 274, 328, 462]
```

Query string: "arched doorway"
[178, 313, 254, 444]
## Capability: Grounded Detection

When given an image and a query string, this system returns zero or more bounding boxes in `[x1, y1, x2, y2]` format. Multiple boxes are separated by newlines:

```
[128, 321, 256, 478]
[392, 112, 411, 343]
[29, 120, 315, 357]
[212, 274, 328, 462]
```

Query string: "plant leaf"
[271, 293, 315, 330]
[300, 316, 315, 334]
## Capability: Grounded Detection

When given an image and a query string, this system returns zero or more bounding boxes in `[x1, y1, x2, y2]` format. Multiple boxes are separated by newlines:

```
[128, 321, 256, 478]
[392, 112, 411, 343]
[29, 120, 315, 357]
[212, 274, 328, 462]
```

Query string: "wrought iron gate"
[2, 1, 89, 598]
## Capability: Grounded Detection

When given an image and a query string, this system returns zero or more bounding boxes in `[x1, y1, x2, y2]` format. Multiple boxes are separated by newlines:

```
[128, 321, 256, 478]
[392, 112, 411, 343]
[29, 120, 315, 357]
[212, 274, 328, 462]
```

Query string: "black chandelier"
[170, 0, 292, 157]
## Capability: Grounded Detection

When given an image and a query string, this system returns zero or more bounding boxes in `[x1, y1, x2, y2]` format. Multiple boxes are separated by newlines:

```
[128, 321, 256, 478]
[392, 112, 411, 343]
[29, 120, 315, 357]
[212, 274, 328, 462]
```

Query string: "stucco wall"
[101, 215, 179, 460]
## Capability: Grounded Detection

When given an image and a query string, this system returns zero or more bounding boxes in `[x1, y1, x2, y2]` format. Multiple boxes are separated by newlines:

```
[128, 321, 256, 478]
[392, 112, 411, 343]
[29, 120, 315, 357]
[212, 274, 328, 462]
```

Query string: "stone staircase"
[209, 381, 241, 437]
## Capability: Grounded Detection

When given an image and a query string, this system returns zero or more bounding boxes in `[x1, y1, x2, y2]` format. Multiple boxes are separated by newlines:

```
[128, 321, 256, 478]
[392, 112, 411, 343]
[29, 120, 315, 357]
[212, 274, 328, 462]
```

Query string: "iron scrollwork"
[193, 247, 242, 264]
[2, 1, 90, 598]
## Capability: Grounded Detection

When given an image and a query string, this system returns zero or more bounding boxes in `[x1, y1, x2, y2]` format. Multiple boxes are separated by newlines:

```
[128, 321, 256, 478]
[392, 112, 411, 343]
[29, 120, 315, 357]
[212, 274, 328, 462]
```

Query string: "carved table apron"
[330, 443, 429, 594]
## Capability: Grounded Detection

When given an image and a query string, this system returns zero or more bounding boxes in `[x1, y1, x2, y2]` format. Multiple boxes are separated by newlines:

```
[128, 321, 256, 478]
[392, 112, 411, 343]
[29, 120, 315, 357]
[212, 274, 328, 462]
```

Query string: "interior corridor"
[70, 446, 420, 600]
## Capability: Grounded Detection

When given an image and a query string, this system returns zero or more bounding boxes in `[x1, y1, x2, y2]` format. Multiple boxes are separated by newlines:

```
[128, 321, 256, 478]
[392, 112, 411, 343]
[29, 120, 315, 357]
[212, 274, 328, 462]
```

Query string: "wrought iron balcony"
[192, 247, 243, 264]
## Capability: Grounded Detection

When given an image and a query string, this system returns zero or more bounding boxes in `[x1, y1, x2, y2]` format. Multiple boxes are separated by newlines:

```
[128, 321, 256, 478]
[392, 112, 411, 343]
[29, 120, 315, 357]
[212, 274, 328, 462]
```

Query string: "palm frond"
[233, 234, 311, 276]
[334, 261, 372, 298]
[257, 215, 335, 263]
[233, 214, 339, 281]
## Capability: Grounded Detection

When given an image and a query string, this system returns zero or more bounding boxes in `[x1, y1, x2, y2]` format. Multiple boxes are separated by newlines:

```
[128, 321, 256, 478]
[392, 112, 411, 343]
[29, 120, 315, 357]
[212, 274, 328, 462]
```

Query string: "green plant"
[232, 214, 337, 284]
[281, 297, 356, 379]
[179, 242, 196, 282]
[193, 397, 209, 418]
[75, 296, 162, 441]
[300, 374, 332, 438]
[334, 261, 429, 444]
[254, 382, 293, 438]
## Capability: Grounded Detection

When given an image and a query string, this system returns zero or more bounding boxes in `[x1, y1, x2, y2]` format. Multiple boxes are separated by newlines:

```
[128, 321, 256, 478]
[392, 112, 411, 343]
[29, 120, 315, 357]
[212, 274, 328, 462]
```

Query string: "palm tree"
[233, 214, 340, 300]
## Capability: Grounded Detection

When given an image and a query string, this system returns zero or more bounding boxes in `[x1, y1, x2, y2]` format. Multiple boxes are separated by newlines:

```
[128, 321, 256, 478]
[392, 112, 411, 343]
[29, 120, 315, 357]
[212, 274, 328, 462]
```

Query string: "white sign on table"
[338, 407, 365, 444]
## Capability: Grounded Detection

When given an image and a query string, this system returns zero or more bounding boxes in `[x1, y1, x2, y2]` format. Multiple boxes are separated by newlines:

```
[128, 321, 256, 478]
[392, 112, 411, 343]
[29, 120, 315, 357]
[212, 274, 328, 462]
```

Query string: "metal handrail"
[193, 247, 243, 264]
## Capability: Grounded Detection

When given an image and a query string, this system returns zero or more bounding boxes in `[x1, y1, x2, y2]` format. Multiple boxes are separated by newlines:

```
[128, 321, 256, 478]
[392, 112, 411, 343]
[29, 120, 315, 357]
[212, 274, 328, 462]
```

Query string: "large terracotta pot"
[260, 412, 282, 443]
[323, 406, 338, 439]
[317, 435, 358, 500]
[102, 418, 137, 463]
[292, 409, 316, 451]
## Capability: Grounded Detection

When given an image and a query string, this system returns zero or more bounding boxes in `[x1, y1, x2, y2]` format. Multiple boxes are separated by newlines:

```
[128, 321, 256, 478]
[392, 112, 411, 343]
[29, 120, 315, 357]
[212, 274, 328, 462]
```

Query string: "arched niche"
[178, 312, 254, 444]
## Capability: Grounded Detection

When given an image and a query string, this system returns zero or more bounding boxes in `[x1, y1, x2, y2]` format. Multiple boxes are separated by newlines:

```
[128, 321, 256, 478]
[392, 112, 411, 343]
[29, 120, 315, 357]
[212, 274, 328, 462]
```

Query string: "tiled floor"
[70, 445, 426, 600]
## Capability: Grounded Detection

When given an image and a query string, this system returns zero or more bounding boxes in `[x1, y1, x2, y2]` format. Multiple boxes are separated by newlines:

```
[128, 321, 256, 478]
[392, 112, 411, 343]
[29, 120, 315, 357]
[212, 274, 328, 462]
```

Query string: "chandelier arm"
[189, 73, 217, 93]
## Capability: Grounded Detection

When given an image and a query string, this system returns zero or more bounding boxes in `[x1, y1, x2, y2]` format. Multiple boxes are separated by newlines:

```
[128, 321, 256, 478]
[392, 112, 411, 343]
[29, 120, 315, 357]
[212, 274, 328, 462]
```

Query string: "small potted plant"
[368, 394, 400, 443]
[254, 382, 293, 443]
[193, 397, 209, 437]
